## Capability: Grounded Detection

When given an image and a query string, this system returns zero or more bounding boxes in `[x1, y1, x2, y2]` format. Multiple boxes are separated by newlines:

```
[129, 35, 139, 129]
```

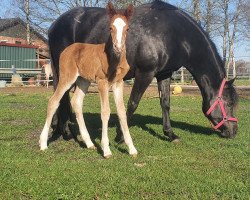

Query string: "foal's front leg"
[112, 81, 137, 157]
[98, 80, 112, 158]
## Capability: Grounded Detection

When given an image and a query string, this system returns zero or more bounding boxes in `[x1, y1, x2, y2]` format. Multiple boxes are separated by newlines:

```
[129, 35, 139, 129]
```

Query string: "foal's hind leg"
[112, 81, 137, 157]
[71, 78, 95, 149]
[40, 77, 77, 150]
[98, 79, 112, 158]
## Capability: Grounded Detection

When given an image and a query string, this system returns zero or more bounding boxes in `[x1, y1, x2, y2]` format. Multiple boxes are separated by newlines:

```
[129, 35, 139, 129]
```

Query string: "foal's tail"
[50, 45, 73, 137]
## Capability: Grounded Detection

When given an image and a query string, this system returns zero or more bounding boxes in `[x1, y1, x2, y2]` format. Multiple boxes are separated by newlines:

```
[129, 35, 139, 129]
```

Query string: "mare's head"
[205, 78, 238, 138]
[106, 2, 134, 54]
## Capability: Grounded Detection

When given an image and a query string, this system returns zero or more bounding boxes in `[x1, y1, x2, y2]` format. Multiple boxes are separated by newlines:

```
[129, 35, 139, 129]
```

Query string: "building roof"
[0, 18, 47, 43]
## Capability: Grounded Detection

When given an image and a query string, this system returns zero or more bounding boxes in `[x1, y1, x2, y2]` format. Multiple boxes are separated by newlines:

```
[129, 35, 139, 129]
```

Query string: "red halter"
[206, 78, 238, 130]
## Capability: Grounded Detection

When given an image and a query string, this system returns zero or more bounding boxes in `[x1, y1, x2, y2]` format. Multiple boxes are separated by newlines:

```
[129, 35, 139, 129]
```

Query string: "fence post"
[181, 67, 184, 84]
[233, 60, 236, 78]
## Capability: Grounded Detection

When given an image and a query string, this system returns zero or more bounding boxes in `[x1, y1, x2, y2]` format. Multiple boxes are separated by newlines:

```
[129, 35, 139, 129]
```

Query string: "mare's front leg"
[115, 71, 154, 143]
[157, 78, 180, 142]
[71, 77, 95, 149]
[98, 79, 112, 158]
[112, 81, 137, 157]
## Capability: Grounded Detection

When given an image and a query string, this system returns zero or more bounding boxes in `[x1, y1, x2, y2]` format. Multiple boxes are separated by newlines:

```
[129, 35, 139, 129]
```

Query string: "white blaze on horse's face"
[112, 18, 126, 50]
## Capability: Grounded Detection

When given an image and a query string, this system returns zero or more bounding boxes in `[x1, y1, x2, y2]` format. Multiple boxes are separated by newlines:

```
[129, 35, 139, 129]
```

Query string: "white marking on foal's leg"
[40, 121, 49, 150]
[113, 18, 126, 49]
[98, 80, 112, 158]
[71, 79, 95, 149]
[112, 81, 137, 157]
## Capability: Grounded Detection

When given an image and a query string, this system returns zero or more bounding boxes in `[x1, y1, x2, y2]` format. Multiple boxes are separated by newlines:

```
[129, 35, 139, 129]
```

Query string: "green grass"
[234, 79, 250, 86]
[0, 90, 249, 199]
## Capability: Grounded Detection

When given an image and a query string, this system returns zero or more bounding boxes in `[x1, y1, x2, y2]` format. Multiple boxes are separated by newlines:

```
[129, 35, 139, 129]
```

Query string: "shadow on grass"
[48, 112, 217, 155]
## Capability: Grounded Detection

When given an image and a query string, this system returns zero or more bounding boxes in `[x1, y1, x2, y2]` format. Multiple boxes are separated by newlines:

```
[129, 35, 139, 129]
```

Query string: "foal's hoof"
[130, 153, 138, 158]
[39, 140, 48, 151]
[40, 146, 48, 151]
[104, 154, 112, 159]
[87, 145, 96, 150]
[129, 148, 138, 158]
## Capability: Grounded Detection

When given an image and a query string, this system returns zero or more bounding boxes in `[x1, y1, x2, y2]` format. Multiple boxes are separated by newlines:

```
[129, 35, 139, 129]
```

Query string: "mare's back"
[49, 1, 213, 78]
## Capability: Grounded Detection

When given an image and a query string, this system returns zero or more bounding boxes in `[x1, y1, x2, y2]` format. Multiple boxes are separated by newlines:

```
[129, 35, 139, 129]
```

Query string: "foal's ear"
[107, 2, 117, 19]
[124, 4, 134, 20]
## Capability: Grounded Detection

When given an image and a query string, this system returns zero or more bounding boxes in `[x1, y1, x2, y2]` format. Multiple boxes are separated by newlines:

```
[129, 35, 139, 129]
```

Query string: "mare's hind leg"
[70, 77, 95, 149]
[157, 78, 180, 142]
[112, 81, 137, 157]
[97, 79, 112, 158]
[40, 77, 78, 150]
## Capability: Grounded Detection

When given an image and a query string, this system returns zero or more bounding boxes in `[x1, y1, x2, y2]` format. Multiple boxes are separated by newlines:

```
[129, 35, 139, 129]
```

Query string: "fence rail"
[0, 68, 42, 75]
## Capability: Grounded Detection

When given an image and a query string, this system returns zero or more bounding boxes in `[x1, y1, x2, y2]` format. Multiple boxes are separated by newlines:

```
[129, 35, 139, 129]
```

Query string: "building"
[0, 17, 49, 66]
[0, 18, 49, 81]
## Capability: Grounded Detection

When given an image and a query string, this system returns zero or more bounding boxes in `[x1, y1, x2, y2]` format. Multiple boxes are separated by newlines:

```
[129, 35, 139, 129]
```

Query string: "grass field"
[0, 88, 249, 199]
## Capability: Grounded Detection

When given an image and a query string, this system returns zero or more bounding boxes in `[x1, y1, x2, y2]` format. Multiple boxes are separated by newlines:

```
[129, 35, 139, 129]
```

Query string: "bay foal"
[39, 3, 137, 158]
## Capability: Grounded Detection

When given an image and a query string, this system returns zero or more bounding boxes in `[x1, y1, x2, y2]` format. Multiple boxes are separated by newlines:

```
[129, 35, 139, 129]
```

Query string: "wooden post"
[181, 67, 184, 83]
[233, 59, 236, 78]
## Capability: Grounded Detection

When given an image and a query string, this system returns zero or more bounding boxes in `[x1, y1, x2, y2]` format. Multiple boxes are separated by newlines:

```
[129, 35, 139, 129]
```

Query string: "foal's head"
[107, 3, 134, 54]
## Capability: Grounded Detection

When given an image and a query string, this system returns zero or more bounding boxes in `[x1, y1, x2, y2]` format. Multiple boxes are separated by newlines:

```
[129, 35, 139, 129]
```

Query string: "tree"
[25, 0, 30, 44]
[226, 0, 242, 77]
[14, 0, 103, 36]
[192, 0, 201, 24]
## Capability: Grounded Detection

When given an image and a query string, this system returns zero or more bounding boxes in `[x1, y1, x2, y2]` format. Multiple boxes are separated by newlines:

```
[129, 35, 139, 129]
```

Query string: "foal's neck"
[104, 36, 126, 81]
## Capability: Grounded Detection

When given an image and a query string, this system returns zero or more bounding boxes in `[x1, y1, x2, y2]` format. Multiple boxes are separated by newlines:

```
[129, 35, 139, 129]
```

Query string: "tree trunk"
[25, 0, 30, 44]
[227, 0, 241, 77]
[205, 0, 213, 35]
[192, 0, 201, 24]
[222, 0, 229, 66]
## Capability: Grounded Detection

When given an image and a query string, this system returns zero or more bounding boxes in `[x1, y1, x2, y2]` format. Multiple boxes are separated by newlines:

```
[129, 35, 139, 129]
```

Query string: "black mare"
[49, 0, 238, 142]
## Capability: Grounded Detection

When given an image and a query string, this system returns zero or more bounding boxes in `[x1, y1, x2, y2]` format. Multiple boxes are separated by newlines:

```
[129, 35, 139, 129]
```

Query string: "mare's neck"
[104, 36, 126, 81]
[188, 57, 226, 110]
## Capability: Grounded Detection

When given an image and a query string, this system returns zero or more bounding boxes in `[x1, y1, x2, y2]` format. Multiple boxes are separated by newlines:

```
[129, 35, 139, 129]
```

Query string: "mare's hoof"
[172, 138, 181, 143]
[164, 130, 180, 143]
